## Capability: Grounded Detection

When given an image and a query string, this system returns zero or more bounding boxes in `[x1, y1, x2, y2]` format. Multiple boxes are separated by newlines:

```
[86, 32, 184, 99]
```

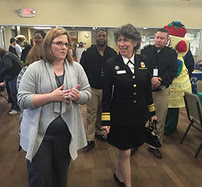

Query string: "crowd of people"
[0, 23, 196, 187]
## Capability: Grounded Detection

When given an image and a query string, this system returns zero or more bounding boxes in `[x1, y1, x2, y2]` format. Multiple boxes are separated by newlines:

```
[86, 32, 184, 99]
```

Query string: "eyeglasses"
[52, 41, 70, 47]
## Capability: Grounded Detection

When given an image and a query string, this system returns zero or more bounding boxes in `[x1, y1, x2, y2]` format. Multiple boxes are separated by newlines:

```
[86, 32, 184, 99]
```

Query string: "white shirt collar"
[122, 54, 135, 65]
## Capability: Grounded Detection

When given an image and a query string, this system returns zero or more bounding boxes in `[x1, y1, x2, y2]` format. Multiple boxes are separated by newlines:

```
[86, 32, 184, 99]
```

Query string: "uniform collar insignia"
[115, 65, 120, 70]
[140, 62, 145, 68]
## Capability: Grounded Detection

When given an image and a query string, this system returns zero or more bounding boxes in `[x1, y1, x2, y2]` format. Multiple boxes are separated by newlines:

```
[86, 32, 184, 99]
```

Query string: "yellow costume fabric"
[168, 35, 192, 108]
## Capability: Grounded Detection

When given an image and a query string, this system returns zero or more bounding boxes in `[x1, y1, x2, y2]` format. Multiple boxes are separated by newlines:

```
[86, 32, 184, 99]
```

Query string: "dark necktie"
[127, 60, 134, 72]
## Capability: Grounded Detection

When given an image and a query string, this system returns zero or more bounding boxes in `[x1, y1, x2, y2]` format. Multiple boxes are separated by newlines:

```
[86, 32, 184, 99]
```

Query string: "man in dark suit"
[9, 38, 18, 57]
[141, 28, 178, 158]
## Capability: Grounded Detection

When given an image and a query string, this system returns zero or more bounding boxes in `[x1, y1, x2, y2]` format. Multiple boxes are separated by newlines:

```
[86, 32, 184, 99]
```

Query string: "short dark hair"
[34, 30, 46, 39]
[78, 42, 83, 48]
[114, 24, 142, 52]
[157, 28, 169, 37]
[96, 28, 107, 35]
[10, 38, 16, 44]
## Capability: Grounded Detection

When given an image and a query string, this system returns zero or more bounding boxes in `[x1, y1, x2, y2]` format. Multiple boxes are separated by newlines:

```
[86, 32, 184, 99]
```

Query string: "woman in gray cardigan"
[18, 28, 91, 187]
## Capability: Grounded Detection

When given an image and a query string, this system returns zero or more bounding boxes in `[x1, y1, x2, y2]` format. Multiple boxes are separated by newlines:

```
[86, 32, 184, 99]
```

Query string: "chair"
[180, 91, 202, 158]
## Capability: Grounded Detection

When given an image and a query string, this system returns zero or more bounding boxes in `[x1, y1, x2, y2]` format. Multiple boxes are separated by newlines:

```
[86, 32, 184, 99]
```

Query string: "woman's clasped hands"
[51, 84, 80, 103]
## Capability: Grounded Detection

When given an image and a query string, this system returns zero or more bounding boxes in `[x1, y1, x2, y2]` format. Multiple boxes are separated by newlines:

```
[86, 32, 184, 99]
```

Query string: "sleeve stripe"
[102, 112, 110, 115]
[148, 103, 155, 112]
[101, 113, 111, 121]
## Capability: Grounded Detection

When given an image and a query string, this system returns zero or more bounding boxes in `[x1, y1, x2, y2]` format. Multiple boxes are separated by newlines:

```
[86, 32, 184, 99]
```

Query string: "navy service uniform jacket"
[101, 54, 155, 127]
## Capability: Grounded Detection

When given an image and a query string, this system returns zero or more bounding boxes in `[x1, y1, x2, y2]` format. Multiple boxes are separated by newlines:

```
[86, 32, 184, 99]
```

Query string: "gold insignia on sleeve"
[115, 66, 120, 70]
[101, 112, 111, 121]
[141, 62, 145, 68]
[148, 103, 155, 112]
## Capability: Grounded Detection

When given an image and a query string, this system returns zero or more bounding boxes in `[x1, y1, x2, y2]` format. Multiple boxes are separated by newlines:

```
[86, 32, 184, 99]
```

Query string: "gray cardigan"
[18, 60, 91, 161]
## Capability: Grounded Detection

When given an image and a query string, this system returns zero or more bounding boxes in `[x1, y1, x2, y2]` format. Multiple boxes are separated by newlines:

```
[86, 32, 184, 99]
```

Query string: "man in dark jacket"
[0, 48, 22, 115]
[184, 49, 195, 78]
[7, 38, 19, 103]
[141, 28, 178, 158]
[9, 38, 18, 57]
[80, 28, 117, 151]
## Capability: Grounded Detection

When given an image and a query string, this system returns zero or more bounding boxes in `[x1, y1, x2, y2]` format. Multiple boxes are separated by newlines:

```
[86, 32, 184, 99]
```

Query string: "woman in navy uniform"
[101, 24, 157, 187]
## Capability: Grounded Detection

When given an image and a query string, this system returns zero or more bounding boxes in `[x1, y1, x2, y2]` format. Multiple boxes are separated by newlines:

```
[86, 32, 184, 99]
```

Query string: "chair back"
[184, 91, 202, 127]
[197, 80, 202, 93]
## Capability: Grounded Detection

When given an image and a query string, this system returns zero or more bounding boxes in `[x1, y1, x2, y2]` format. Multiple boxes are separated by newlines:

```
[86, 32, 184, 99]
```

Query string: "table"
[191, 71, 202, 94]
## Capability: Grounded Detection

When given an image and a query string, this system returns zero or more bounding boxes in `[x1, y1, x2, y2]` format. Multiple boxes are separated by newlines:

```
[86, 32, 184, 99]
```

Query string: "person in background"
[163, 21, 192, 136]
[7, 38, 18, 103]
[17, 43, 43, 152]
[17, 30, 46, 145]
[0, 48, 22, 115]
[21, 41, 32, 63]
[9, 38, 18, 57]
[18, 30, 46, 79]
[21, 30, 46, 64]
[195, 59, 202, 70]
[80, 28, 117, 151]
[101, 24, 157, 187]
[17, 28, 91, 187]
[141, 28, 178, 158]
[34, 30, 46, 45]
[184, 46, 195, 78]
[15, 35, 25, 58]
[76, 42, 85, 63]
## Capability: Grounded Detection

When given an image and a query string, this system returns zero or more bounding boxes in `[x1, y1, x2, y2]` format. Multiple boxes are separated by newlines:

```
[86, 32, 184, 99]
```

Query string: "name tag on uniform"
[117, 70, 126, 74]
[153, 68, 158, 76]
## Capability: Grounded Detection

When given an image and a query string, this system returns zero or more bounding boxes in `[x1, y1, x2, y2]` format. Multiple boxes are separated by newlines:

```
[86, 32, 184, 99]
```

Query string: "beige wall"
[0, 0, 202, 28]
[78, 31, 92, 49]
[1, 0, 202, 58]
[20, 28, 29, 41]
[4, 26, 13, 50]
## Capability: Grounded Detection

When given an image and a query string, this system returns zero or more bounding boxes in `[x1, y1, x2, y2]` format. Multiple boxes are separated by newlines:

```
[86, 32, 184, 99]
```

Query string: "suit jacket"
[141, 45, 178, 87]
[101, 54, 155, 127]
[80, 45, 117, 89]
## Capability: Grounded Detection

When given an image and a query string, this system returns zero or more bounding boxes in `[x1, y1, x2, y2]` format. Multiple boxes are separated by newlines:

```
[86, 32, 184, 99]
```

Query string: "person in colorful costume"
[164, 21, 192, 135]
